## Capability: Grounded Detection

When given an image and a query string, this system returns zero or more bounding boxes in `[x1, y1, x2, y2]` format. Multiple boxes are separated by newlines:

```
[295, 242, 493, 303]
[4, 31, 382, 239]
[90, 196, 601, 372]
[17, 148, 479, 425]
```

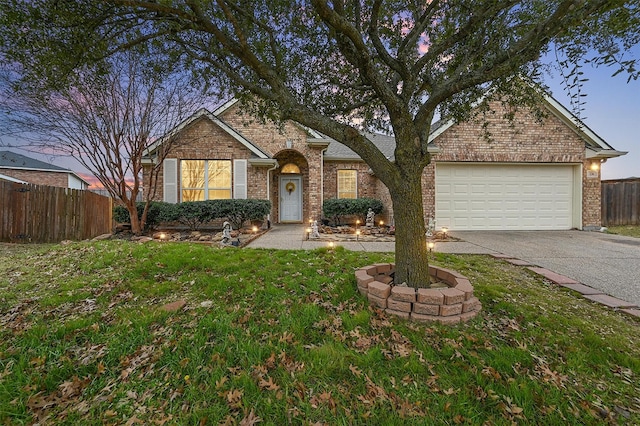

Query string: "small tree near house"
[0, 52, 209, 234]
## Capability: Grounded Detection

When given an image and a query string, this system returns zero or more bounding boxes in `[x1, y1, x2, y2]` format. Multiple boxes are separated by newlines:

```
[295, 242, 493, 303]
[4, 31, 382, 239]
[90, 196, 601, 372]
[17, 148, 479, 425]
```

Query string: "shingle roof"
[0, 151, 70, 172]
[324, 132, 397, 160]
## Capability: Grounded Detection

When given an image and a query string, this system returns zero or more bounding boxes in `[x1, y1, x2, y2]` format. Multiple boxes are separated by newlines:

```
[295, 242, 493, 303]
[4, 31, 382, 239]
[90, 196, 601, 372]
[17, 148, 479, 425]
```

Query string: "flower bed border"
[355, 263, 481, 324]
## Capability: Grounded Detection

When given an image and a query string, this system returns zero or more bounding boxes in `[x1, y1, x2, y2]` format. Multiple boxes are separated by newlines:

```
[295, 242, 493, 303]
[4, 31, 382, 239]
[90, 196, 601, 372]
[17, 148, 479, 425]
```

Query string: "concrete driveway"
[450, 230, 640, 307]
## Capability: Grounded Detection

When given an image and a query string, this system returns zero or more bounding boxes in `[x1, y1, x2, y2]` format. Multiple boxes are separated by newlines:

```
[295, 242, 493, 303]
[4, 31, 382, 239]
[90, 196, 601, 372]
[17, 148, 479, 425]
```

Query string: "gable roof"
[427, 90, 625, 159]
[324, 132, 397, 161]
[143, 108, 270, 160]
[214, 98, 326, 139]
[151, 89, 624, 165]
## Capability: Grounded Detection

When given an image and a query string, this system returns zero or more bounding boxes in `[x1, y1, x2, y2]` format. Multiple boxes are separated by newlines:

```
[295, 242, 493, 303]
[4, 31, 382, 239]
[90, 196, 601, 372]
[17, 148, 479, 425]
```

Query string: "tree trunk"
[126, 200, 142, 235]
[389, 172, 430, 288]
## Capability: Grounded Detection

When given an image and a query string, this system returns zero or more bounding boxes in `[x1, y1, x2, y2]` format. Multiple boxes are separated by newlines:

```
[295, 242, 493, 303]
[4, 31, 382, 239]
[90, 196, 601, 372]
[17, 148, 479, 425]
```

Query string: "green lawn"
[1, 241, 639, 424]
[607, 225, 640, 238]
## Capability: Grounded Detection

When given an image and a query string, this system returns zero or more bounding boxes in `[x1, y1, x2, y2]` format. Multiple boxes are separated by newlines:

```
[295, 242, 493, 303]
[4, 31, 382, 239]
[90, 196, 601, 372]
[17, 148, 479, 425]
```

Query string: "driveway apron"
[451, 230, 640, 307]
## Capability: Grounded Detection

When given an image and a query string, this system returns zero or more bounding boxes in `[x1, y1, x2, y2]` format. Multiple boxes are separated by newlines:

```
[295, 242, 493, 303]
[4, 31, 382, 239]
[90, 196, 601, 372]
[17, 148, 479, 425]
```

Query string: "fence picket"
[601, 179, 640, 226]
[0, 180, 112, 243]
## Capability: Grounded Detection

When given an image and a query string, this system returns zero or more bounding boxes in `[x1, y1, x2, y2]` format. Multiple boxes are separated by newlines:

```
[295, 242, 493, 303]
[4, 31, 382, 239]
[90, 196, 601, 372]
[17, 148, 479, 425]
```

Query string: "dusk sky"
[541, 46, 640, 180]
[2, 48, 639, 184]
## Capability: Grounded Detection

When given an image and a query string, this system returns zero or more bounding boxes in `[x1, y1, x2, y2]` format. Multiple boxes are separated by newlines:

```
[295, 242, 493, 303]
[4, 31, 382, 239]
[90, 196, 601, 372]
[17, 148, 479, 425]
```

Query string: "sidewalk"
[246, 224, 497, 254]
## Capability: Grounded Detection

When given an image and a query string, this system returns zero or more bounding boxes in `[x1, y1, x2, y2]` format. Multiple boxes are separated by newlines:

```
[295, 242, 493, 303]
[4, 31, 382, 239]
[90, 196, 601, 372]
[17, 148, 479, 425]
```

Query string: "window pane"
[208, 160, 231, 188]
[182, 189, 205, 202]
[281, 163, 300, 174]
[338, 170, 357, 199]
[208, 189, 232, 200]
[181, 160, 205, 189]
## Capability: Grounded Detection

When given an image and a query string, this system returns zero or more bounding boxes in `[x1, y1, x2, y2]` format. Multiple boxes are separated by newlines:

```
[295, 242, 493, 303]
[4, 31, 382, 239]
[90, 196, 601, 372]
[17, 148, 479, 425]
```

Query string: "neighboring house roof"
[142, 108, 270, 160]
[0, 151, 91, 185]
[0, 150, 70, 171]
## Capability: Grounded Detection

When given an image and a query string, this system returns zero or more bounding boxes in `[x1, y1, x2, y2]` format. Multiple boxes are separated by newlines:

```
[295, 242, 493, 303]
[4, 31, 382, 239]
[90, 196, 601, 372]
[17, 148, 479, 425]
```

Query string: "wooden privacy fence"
[601, 178, 640, 226]
[0, 180, 112, 243]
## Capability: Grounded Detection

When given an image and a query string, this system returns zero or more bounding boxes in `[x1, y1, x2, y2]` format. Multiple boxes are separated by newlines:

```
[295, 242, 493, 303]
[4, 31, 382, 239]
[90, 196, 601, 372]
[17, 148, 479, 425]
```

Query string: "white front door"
[280, 176, 302, 222]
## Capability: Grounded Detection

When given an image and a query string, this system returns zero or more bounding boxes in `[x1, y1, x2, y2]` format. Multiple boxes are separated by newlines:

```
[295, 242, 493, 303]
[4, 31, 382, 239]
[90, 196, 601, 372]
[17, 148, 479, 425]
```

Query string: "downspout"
[320, 146, 328, 220]
[266, 161, 279, 226]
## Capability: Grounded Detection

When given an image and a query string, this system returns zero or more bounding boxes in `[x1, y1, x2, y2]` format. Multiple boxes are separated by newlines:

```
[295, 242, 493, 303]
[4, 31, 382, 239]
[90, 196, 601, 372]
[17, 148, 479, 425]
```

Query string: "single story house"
[0, 151, 90, 190]
[142, 95, 625, 231]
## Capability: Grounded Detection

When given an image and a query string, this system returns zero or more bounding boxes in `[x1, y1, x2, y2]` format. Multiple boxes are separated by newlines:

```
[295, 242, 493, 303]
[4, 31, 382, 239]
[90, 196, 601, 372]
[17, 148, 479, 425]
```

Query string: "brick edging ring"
[355, 263, 482, 324]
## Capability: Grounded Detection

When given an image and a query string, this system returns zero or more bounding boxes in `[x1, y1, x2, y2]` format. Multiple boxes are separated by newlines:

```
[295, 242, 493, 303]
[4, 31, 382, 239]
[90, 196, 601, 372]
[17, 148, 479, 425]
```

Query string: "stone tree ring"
[286, 182, 296, 194]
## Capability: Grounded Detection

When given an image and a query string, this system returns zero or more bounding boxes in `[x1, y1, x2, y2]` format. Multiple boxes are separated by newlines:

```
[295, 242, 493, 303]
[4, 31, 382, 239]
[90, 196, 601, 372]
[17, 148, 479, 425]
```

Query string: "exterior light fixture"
[441, 227, 448, 236]
[379, 220, 384, 227]
[159, 232, 166, 240]
[252, 225, 258, 234]
[356, 230, 360, 241]
[306, 227, 312, 240]
[328, 241, 334, 249]
[590, 162, 600, 171]
[427, 241, 435, 252]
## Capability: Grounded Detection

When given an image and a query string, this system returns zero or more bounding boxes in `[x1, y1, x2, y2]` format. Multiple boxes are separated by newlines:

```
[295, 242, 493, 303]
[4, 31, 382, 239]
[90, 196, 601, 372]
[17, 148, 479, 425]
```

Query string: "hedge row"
[322, 197, 384, 225]
[114, 199, 271, 231]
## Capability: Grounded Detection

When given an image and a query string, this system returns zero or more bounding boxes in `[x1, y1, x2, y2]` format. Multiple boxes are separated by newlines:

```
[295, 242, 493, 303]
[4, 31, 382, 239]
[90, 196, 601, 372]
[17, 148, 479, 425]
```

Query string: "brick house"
[142, 95, 625, 231]
[0, 151, 90, 190]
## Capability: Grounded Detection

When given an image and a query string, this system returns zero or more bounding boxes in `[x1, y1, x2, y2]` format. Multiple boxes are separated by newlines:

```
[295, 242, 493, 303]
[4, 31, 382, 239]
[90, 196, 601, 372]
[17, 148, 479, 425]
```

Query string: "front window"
[181, 160, 231, 201]
[337, 170, 357, 199]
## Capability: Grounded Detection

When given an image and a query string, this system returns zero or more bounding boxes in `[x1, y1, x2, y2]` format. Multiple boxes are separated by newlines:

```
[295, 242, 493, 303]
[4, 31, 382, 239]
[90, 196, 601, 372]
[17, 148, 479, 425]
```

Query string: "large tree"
[1, 0, 638, 286]
[0, 51, 208, 234]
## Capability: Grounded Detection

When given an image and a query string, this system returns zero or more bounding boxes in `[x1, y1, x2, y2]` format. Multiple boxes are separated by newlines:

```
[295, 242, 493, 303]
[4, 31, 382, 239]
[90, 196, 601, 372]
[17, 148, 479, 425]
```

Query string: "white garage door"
[435, 164, 577, 230]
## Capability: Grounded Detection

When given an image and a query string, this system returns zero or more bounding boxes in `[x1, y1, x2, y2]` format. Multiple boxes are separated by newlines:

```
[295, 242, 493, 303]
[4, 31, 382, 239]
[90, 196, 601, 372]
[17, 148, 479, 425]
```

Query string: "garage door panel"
[436, 164, 575, 231]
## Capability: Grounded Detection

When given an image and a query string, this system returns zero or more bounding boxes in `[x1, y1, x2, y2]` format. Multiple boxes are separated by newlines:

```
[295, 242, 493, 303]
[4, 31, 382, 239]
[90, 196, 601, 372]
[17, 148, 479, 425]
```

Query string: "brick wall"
[145, 99, 601, 229]
[0, 169, 69, 188]
[147, 116, 263, 202]
[427, 101, 597, 228]
[583, 159, 602, 227]
[221, 104, 327, 222]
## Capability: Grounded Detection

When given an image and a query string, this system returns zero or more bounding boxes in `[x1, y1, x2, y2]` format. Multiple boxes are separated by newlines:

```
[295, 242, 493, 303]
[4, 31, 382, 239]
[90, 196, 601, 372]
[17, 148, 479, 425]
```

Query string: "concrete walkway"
[246, 224, 496, 254]
[247, 225, 640, 315]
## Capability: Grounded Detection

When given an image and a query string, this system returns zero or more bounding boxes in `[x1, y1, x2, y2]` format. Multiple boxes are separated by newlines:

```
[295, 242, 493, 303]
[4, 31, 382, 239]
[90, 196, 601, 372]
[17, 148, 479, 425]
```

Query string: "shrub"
[322, 198, 384, 225]
[115, 199, 271, 231]
[211, 199, 271, 229]
[176, 201, 215, 230]
[113, 201, 178, 231]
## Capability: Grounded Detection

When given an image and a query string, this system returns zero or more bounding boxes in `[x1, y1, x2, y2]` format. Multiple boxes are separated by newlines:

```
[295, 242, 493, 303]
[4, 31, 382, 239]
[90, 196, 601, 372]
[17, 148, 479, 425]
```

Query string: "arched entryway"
[273, 150, 309, 223]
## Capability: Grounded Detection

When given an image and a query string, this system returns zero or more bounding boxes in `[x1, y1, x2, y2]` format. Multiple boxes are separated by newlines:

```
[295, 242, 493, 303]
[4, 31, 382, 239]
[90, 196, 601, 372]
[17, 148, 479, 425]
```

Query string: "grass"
[0, 241, 639, 424]
[607, 225, 640, 238]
